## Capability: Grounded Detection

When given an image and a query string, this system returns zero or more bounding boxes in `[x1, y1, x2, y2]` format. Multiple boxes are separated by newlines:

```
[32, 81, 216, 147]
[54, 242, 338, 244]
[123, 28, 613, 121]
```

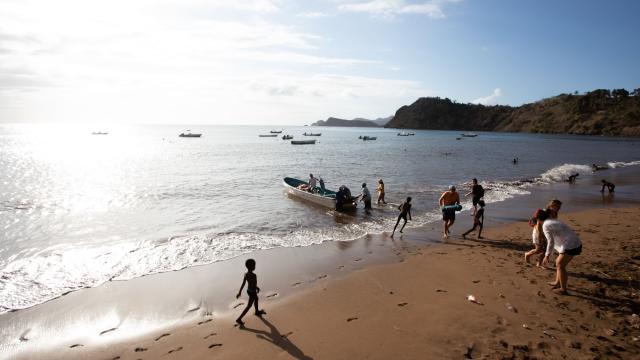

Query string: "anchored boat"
[291, 140, 316, 145]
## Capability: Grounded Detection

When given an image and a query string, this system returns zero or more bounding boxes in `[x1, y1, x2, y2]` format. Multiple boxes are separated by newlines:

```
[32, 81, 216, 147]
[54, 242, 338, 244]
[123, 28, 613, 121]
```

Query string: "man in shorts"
[439, 185, 460, 238]
[465, 178, 484, 216]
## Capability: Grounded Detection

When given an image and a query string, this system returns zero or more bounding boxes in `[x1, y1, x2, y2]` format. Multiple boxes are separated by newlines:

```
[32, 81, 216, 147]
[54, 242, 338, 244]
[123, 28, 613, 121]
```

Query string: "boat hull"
[291, 140, 316, 145]
[283, 177, 356, 210]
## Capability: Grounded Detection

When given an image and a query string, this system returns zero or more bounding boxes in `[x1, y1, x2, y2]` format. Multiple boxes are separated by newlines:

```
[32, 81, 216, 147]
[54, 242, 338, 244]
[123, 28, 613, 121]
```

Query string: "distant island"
[385, 88, 640, 136]
[312, 116, 393, 127]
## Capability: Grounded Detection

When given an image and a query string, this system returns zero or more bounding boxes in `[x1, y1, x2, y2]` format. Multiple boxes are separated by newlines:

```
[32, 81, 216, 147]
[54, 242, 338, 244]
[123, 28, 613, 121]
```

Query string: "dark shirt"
[399, 202, 412, 215]
[472, 184, 483, 197]
[245, 272, 257, 292]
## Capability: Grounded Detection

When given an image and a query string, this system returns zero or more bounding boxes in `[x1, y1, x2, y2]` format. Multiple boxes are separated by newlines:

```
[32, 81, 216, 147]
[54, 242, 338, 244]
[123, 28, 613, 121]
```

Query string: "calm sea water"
[1, 123, 639, 313]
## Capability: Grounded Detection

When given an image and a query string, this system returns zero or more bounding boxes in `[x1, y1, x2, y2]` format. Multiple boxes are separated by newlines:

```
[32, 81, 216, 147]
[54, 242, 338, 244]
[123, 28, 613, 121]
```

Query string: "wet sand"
[6, 206, 639, 359]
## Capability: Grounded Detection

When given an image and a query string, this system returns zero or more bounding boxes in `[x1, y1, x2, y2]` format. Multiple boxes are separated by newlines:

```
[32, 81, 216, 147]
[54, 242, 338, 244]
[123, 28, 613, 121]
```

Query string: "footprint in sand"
[233, 303, 245, 309]
[187, 305, 200, 313]
[436, 289, 447, 293]
[291, 281, 302, 287]
[209, 343, 223, 349]
[204, 332, 217, 339]
[281, 331, 294, 339]
[316, 274, 328, 280]
[155, 333, 171, 341]
[337, 265, 345, 270]
[472, 280, 481, 283]
[353, 258, 362, 262]
[198, 319, 213, 325]
[347, 317, 358, 322]
[397, 302, 408, 307]
[19, 329, 30, 342]
[167, 346, 183, 354]
[111, 357, 121, 360]
[69, 344, 83, 348]
[134, 347, 147, 352]
[100, 328, 117, 336]
[266, 292, 279, 298]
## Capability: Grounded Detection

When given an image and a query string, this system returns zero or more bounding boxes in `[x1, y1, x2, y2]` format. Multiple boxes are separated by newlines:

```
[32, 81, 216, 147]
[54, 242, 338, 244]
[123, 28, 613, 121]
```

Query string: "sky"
[0, 0, 639, 125]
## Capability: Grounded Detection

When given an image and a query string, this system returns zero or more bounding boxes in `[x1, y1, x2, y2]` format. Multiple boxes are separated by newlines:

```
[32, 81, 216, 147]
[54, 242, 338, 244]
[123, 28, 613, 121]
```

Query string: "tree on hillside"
[612, 88, 629, 99]
[631, 88, 640, 97]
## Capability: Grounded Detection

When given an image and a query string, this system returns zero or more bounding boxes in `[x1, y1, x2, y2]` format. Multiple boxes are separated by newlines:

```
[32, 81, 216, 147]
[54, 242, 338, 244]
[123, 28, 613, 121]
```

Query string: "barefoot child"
[391, 197, 412, 237]
[235, 259, 266, 326]
[524, 208, 548, 267]
[462, 200, 485, 239]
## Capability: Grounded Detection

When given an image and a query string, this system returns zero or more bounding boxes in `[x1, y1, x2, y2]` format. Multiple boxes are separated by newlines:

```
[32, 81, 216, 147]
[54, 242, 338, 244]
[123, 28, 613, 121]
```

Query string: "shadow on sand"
[241, 317, 314, 360]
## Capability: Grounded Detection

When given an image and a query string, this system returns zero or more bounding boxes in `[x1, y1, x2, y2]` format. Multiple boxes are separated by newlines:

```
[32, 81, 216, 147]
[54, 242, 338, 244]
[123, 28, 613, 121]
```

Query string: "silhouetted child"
[462, 200, 485, 239]
[567, 173, 579, 183]
[391, 197, 412, 237]
[235, 259, 266, 326]
[600, 179, 615, 193]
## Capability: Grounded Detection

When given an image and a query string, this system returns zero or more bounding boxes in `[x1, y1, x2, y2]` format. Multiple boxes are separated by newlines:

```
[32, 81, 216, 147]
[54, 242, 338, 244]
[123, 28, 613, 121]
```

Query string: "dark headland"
[312, 116, 393, 127]
[386, 88, 640, 136]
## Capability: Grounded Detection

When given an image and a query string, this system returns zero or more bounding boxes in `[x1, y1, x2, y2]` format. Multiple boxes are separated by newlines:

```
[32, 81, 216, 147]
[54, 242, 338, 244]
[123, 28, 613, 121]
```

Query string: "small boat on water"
[397, 132, 414, 136]
[259, 134, 278, 137]
[358, 136, 377, 141]
[461, 133, 478, 137]
[282, 135, 293, 140]
[92, 132, 108, 135]
[283, 177, 357, 210]
[179, 130, 202, 137]
[302, 132, 321, 136]
[291, 140, 316, 145]
[270, 130, 283, 134]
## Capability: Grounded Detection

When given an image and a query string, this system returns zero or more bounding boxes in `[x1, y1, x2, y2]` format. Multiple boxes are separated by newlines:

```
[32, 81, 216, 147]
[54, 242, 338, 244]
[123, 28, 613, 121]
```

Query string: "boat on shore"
[283, 177, 357, 210]
[291, 140, 316, 145]
[282, 135, 293, 140]
[270, 130, 282, 134]
[359, 136, 377, 141]
[259, 134, 278, 137]
[179, 131, 201, 137]
[461, 133, 478, 137]
[303, 132, 321, 136]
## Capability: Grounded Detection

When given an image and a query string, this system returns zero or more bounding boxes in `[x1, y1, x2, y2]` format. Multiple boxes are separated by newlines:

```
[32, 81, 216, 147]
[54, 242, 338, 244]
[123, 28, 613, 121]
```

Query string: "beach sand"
[35, 206, 640, 360]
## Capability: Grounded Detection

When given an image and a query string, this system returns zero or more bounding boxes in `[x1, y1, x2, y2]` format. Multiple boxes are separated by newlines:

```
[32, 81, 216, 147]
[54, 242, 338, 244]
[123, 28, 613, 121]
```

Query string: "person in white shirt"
[360, 183, 372, 211]
[542, 205, 583, 295]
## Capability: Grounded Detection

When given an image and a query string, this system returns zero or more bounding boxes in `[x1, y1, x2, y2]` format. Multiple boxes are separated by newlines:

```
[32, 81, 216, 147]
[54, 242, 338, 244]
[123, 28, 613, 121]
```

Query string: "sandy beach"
[16, 205, 636, 360]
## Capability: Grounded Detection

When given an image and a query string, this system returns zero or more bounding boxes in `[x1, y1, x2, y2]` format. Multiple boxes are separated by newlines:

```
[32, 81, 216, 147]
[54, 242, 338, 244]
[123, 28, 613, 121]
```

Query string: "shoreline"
[2, 166, 640, 359]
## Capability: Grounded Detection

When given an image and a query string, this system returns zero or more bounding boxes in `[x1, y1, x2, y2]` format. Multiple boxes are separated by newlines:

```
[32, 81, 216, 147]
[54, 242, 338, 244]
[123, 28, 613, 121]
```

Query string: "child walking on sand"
[391, 197, 412, 237]
[462, 200, 485, 239]
[235, 259, 266, 326]
[524, 209, 548, 267]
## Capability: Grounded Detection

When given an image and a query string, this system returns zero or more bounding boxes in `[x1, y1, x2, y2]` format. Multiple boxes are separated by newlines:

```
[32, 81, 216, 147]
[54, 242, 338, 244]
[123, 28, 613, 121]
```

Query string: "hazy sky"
[1, 0, 638, 125]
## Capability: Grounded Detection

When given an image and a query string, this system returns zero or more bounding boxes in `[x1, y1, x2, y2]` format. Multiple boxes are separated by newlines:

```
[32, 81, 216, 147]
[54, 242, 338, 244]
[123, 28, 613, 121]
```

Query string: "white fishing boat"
[359, 136, 377, 141]
[259, 134, 278, 137]
[397, 132, 414, 136]
[461, 133, 478, 137]
[302, 132, 321, 136]
[270, 130, 283, 134]
[283, 177, 357, 210]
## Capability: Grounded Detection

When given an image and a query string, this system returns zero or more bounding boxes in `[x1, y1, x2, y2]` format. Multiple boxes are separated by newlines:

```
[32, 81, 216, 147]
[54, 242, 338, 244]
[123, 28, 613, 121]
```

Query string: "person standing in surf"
[439, 185, 460, 238]
[361, 183, 372, 211]
[235, 259, 266, 326]
[391, 197, 412, 237]
[376, 179, 387, 205]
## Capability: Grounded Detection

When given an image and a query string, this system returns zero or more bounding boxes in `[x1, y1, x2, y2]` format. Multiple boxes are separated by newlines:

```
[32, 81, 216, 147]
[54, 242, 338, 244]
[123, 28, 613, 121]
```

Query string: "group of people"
[434, 178, 485, 240]
[524, 199, 582, 295]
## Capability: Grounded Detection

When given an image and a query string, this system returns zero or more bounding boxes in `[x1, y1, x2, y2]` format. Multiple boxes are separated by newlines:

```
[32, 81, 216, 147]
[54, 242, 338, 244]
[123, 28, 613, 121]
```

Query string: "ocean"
[1, 123, 639, 314]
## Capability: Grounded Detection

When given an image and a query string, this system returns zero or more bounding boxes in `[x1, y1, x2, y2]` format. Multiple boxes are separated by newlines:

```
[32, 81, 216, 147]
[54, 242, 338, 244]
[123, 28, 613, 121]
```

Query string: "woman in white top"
[542, 206, 583, 295]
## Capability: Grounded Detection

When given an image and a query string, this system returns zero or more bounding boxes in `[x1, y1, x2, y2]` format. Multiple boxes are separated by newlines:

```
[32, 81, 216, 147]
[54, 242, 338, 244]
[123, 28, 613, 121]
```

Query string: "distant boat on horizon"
[302, 132, 321, 136]
[270, 130, 283, 134]
[179, 130, 202, 137]
[291, 140, 316, 145]
[259, 134, 278, 137]
[282, 135, 293, 140]
[397, 132, 414, 136]
[461, 133, 478, 137]
[91, 132, 108, 135]
[359, 136, 377, 141]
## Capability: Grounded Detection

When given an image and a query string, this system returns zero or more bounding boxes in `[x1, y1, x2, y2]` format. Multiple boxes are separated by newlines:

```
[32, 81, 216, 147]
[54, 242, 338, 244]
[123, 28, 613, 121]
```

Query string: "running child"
[235, 259, 266, 326]
[391, 197, 412, 237]
[462, 200, 485, 239]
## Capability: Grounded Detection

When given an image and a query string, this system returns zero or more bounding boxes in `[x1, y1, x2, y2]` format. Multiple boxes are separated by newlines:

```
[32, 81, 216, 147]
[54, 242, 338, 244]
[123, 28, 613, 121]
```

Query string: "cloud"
[472, 88, 503, 105]
[296, 12, 333, 18]
[338, 0, 459, 19]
